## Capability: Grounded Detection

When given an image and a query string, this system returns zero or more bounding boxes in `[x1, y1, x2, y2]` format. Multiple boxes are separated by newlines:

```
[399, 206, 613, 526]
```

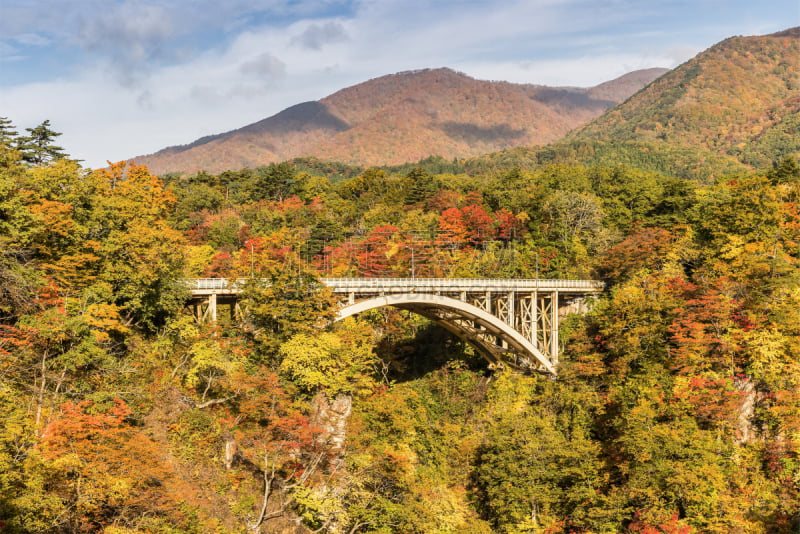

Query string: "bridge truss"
[187, 278, 604, 375]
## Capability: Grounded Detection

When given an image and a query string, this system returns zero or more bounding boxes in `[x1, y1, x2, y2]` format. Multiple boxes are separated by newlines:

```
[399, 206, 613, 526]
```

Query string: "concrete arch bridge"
[187, 278, 604, 375]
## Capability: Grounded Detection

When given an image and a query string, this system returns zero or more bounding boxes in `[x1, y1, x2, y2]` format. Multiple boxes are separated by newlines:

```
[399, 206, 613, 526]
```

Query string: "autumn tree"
[11, 400, 177, 533]
[231, 370, 334, 532]
[89, 162, 189, 329]
[236, 233, 337, 359]
[279, 318, 377, 398]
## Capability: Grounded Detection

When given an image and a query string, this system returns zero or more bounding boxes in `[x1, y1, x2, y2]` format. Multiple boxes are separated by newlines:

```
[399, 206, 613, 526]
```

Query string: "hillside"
[132, 67, 666, 174]
[3, 126, 800, 532]
[569, 27, 800, 167]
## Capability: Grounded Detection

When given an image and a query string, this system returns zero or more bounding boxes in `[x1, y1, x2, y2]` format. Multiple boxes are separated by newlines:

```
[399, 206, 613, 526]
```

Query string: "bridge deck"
[187, 277, 605, 296]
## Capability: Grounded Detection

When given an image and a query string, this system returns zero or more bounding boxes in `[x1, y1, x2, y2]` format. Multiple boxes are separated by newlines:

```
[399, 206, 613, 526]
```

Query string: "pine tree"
[404, 167, 439, 205]
[17, 120, 66, 166]
[0, 117, 18, 147]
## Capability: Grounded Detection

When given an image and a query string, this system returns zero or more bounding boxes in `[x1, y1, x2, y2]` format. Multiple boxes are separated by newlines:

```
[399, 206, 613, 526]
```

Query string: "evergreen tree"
[253, 162, 296, 201]
[768, 155, 800, 184]
[0, 117, 18, 147]
[404, 166, 439, 205]
[17, 120, 67, 166]
[0, 117, 22, 168]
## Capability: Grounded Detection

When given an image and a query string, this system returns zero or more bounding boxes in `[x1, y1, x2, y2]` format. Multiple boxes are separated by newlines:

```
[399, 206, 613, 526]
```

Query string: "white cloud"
[75, 2, 174, 84]
[1, 0, 794, 169]
[14, 33, 51, 46]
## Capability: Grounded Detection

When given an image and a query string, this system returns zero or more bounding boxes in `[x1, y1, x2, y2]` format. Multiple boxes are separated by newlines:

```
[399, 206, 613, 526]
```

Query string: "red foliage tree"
[461, 204, 495, 246]
[36, 399, 177, 532]
[628, 511, 694, 534]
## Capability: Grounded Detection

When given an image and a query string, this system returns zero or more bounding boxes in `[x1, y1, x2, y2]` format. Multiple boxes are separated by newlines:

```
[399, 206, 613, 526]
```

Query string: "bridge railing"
[186, 277, 604, 293]
[321, 277, 604, 291]
[189, 278, 249, 290]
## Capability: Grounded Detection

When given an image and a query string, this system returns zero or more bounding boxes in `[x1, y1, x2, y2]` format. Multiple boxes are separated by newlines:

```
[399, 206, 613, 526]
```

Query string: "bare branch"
[196, 394, 237, 409]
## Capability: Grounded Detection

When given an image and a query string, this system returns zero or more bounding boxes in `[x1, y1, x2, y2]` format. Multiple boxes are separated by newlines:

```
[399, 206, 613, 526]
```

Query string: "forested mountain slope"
[135, 27, 800, 181]
[132, 68, 666, 174]
[569, 27, 800, 167]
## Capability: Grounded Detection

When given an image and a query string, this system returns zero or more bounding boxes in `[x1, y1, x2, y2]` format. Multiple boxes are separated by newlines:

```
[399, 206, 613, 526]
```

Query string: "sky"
[1, 0, 797, 169]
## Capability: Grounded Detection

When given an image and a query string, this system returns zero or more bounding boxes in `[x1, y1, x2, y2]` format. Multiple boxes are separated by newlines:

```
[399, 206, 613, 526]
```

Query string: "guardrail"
[189, 278, 248, 290]
[321, 278, 604, 291]
[186, 277, 605, 293]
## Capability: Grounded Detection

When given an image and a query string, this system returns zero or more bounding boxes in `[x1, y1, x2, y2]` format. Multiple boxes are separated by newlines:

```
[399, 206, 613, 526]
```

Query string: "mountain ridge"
[132, 67, 667, 175]
[568, 27, 800, 168]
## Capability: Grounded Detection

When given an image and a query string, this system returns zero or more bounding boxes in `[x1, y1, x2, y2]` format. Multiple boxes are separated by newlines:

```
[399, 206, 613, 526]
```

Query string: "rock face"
[735, 377, 756, 444]
[132, 67, 667, 174]
[224, 438, 237, 470]
[310, 392, 353, 461]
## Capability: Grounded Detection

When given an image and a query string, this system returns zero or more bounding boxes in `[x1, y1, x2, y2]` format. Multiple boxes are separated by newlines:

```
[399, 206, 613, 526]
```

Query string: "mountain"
[132, 67, 667, 175]
[568, 28, 800, 168]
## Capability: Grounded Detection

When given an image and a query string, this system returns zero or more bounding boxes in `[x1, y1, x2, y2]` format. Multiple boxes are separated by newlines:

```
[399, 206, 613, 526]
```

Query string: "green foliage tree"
[404, 166, 440, 205]
[17, 120, 67, 166]
[251, 162, 297, 201]
[279, 319, 377, 397]
[474, 370, 603, 533]
[237, 234, 336, 358]
[768, 155, 800, 184]
[0, 117, 19, 147]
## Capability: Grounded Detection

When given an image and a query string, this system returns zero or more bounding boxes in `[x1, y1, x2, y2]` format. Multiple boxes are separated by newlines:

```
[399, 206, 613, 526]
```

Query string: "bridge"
[187, 278, 604, 375]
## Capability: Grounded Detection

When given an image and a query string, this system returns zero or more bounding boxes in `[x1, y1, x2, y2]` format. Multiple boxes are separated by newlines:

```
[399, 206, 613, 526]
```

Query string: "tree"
[231, 370, 333, 532]
[0, 384, 36, 531]
[89, 162, 189, 329]
[404, 167, 439, 205]
[460, 204, 495, 246]
[0, 117, 18, 147]
[237, 234, 337, 358]
[279, 319, 377, 397]
[474, 370, 602, 533]
[11, 399, 177, 533]
[251, 162, 297, 201]
[438, 207, 468, 246]
[768, 156, 800, 184]
[17, 120, 67, 166]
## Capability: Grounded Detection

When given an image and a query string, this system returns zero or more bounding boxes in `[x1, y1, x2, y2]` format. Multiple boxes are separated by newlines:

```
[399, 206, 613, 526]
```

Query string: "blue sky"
[1, 0, 797, 169]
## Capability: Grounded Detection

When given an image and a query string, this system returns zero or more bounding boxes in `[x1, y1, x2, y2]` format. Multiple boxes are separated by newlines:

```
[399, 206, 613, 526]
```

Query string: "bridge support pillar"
[551, 290, 559, 365]
[531, 292, 538, 351]
[507, 291, 515, 327]
[208, 294, 217, 323]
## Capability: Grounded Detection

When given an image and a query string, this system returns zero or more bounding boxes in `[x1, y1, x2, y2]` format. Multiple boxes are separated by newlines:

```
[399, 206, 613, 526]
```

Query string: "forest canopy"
[1, 118, 799, 533]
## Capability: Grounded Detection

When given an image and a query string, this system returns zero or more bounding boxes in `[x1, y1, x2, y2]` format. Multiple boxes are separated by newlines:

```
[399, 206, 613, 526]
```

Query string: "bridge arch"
[335, 293, 557, 375]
